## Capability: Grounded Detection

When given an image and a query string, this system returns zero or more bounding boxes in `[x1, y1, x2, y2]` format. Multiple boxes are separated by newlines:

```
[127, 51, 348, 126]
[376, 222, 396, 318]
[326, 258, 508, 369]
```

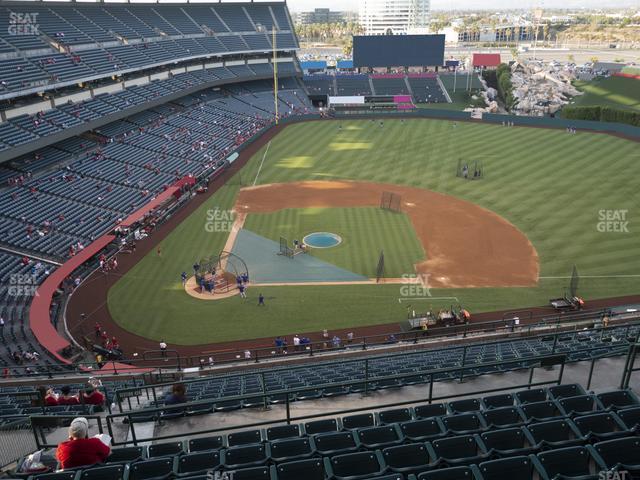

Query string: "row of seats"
[127, 326, 638, 414]
[0, 62, 298, 151]
[303, 74, 450, 104]
[23, 385, 640, 479]
[0, 3, 297, 94]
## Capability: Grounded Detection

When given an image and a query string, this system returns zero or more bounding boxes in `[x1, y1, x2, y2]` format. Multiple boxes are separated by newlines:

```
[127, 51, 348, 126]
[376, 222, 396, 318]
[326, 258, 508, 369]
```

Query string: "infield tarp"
[232, 229, 367, 284]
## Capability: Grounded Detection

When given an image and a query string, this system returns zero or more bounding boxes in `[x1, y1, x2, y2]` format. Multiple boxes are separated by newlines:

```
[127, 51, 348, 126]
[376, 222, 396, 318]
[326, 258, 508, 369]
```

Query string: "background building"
[359, 0, 430, 35]
[296, 8, 349, 24]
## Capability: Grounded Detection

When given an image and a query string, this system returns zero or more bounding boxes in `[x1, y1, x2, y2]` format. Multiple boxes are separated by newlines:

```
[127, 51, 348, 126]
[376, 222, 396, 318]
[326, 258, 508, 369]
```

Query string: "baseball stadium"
[1, 0, 640, 478]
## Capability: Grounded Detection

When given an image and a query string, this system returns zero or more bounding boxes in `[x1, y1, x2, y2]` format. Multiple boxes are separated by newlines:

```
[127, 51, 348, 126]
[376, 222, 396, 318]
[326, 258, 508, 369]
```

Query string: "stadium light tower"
[272, 26, 279, 125]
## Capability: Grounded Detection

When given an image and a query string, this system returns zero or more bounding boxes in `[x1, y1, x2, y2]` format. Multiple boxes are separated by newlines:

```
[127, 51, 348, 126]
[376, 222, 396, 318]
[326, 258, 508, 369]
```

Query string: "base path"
[237, 180, 539, 288]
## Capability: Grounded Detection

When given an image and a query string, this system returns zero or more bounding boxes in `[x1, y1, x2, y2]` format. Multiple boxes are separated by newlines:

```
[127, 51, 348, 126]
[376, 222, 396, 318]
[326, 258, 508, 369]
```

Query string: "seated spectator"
[83, 384, 105, 407]
[164, 383, 188, 405]
[57, 386, 79, 405]
[56, 417, 111, 469]
[33, 386, 58, 407]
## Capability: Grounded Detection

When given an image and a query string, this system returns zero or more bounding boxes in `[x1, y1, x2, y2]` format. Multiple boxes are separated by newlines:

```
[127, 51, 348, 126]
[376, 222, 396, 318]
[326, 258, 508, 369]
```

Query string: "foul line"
[252, 140, 271, 186]
[539, 274, 640, 279]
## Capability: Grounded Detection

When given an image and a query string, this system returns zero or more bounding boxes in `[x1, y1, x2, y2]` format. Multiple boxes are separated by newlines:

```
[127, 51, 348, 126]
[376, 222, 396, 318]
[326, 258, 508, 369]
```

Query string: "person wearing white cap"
[55, 417, 111, 469]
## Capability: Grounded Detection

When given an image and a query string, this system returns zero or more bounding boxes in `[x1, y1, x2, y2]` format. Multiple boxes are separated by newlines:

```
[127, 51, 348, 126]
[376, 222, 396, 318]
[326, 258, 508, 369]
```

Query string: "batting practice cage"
[195, 251, 248, 293]
[456, 159, 484, 180]
[278, 236, 294, 258]
[380, 191, 402, 212]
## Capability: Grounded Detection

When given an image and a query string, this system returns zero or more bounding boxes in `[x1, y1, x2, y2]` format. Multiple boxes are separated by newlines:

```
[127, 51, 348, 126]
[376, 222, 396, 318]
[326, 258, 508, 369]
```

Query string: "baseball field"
[105, 118, 640, 346]
[571, 76, 640, 111]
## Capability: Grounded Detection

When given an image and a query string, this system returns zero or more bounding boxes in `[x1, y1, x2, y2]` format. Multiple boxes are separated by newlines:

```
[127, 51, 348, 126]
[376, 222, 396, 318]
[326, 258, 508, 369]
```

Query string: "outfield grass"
[571, 76, 640, 112]
[108, 118, 640, 345]
[243, 207, 425, 278]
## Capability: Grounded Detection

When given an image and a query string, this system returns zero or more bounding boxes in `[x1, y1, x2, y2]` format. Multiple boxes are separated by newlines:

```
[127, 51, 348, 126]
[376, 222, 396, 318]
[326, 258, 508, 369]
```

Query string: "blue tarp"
[337, 60, 354, 69]
[301, 61, 327, 70]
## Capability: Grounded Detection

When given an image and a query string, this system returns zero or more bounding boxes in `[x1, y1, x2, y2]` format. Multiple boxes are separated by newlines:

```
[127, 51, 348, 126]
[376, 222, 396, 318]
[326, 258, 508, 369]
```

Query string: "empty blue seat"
[272, 458, 325, 480]
[126, 458, 173, 480]
[481, 407, 526, 428]
[227, 429, 262, 447]
[526, 419, 585, 449]
[590, 437, 640, 474]
[441, 413, 485, 434]
[558, 395, 603, 417]
[357, 425, 403, 448]
[548, 383, 587, 401]
[175, 451, 221, 476]
[382, 443, 434, 475]
[515, 388, 547, 405]
[78, 465, 125, 480]
[482, 393, 514, 409]
[377, 408, 412, 424]
[188, 436, 224, 452]
[416, 466, 476, 479]
[325, 451, 385, 480]
[448, 398, 480, 414]
[573, 412, 630, 442]
[314, 431, 359, 456]
[520, 400, 564, 422]
[597, 389, 640, 411]
[342, 413, 374, 430]
[266, 424, 300, 441]
[304, 418, 339, 435]
[269, 437, 314, 463]
[533, 446, 599, 479]
[427, 434, 489, 467]
[400, 419, 445, 442]
[224, 444, 269, 469]
[617, 406, 640, 431]
[478, 456, 535, 480]
[480, 427, 537, 457]
[414, 403, 447, 419]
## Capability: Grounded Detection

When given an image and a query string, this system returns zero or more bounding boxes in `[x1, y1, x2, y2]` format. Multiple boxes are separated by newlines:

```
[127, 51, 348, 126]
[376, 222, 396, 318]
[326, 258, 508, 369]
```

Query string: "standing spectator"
[0, 316, 4, 329]
[258, 293, 265, 306]
[181, 271, 187, 286]
[346, 332, 354, 345]
[293, 334, 300, 351]
[159, 340, 167, 360]
[56, 417, 111, 469]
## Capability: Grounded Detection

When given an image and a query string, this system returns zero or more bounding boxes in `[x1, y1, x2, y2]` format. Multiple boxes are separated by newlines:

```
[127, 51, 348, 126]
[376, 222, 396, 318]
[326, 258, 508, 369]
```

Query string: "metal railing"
[103, 353, 568, 447]
[0, 415, 37, 468]
[111, 321, 639, 411]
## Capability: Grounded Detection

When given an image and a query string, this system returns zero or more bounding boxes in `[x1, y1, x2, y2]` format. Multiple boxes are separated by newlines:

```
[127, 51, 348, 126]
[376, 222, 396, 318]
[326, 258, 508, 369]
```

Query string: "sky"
[286, 0, 639, 12]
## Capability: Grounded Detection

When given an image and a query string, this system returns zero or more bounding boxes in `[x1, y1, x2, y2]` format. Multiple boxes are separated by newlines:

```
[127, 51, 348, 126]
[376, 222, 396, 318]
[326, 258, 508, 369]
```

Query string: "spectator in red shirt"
[82, 386, 105, 407]
[56, 417, 110, 469]
[57, 386, 79, 405]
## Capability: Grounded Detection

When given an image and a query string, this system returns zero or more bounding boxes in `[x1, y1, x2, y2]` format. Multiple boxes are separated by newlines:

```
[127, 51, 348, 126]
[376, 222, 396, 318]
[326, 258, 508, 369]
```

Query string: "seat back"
[269, 437, 313, 460]
[617, 406, 640, 430]
[357, 425, 399, 446]
[481, 427, 527, 453]
[378, 407, 412, 424]
[431, 435, 480, 460]
[79, 465, 125, 480]
[526, 419, 582, 446]
[304, 418, 338, 435]
[314, 431, 357, 454]
[266, 424, 299, 441]
[448, 398, 480, 414]
[147, 441, 183, 458]
[441, 413, 483, 433]
[597, 390, 640, 410]
[592, 437, 640, 469]
[224, 444, 267, 467]
[482, 407, 524, 427]
[227, 429, 262, 446]
[515, 388, 547, 404]
[106, 446, 143, 464]
[478, 456, 534, 480]
[275, 458, 325, 480]
[127, 458, 173, 480]
[548, 383, 587, 400]
[188, 435, 224, 452]
[559, 395, 601, 416]
[574, 412, 626, 436]
[521, 400, 562, 421]
[382, 443, 431, 468]
[536, 446, 594, 477]
[342, 412, 374, 429]
[414, 403, 447, 419]
[482, 393, 514, 409]
[328, 451, 382, 477]
[417, 466, 475, 479]
[177, 451, 221, 474]
[400, 418, 444, 440]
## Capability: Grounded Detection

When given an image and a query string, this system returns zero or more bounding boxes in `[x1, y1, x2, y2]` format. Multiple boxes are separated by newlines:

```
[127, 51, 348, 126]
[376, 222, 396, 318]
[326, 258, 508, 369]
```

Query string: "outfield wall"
[330, 109, 640, 140]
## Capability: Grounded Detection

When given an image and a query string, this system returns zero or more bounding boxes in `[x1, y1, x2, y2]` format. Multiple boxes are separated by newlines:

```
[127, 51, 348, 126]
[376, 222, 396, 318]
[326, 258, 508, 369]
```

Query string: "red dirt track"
[66, 119, 640, 358]
[238, 181, 539, 288]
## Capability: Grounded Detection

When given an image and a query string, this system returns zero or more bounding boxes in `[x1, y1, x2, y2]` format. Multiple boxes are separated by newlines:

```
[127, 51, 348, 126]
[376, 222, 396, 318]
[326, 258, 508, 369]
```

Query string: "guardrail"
[102, 353, 568, 447]
[111, 320, 639, 411]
